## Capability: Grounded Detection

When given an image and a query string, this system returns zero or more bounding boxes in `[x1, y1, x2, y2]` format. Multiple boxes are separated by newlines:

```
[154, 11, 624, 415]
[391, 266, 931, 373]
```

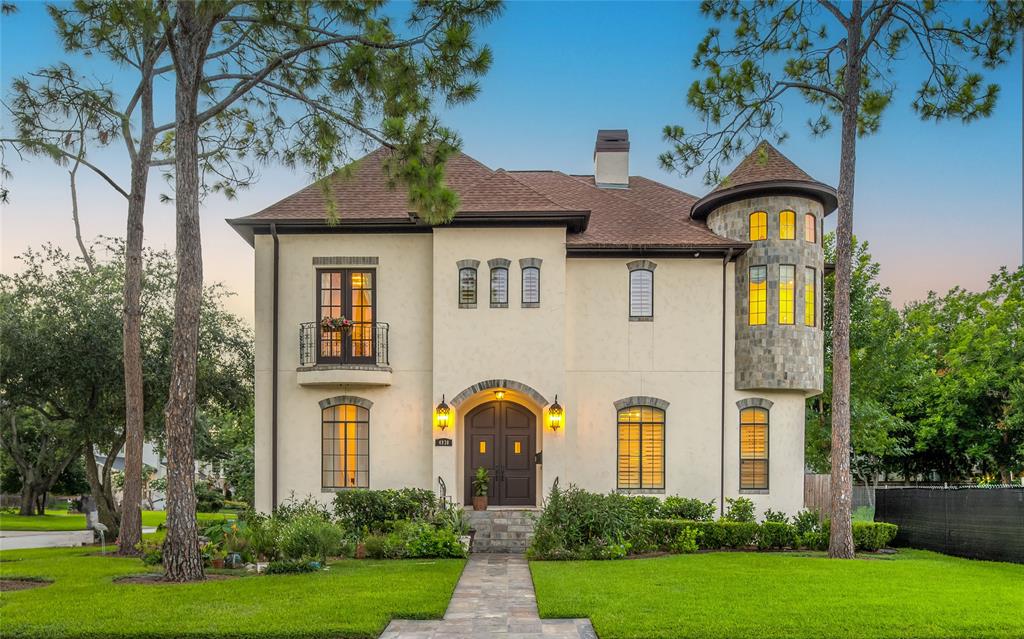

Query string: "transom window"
[749, 266, 767, 325]
[522, 267, 540, 305]
[459, 267, 477, 306]
[779, 210, 795, 240]
[617, 405, 665, 490]
[749, 211, 767, 241]
[317, 269, 375, 363]
[629, 269, 654, 318]
[804, 213, 817, 243]
[740, 407, 769, 490]
[805, 267, 816, 327]
[490, 267, 508, 306]
[322, 404, 369, 489]
[779, 265, 795, 325]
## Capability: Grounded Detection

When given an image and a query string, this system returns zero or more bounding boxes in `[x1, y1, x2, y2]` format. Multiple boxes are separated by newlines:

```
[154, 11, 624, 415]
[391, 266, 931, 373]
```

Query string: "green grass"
[852, 505, 875, 522]
[0, 510, 236, 532]
[0, 546, 465, 638]
[530, 550, 1024, 639]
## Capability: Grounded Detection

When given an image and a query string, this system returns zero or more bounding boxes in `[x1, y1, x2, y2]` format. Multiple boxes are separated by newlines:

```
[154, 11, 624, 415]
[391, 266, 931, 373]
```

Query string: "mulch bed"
[114, 573, 239, 585]
[0, 579, 52, 592]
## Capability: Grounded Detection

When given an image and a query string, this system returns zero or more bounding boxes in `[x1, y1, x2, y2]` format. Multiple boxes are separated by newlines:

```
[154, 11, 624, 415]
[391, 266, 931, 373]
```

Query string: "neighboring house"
[94, 441, 167, 510]
[229, 130, 834, 516]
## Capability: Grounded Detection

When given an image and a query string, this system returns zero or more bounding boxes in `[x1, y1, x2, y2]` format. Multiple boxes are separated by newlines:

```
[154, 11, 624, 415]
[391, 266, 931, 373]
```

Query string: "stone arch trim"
[613, 396, 670, 411]
[319, 395, 374, 411]
[736, 397, 774, 411]
[450, 379, 549, 408]
[519, 257, 543, 269]
[626, 259, 657, 272]
[487, 258, 511, 269]
[456, 259, 480, 270]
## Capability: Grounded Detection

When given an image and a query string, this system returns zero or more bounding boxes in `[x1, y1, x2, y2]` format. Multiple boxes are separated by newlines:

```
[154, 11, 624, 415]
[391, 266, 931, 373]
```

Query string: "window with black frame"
[490, 267, 508, 307]
[740, 407, 769, 490]
[459, 267, 477, 306]
[322, 403, 369, 489]
[617, 405, 665, 490]
[317, 269, 375, 363]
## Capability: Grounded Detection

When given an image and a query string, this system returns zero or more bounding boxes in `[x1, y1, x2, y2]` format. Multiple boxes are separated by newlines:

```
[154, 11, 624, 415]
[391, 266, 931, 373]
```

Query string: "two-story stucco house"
[229, 130, 836, 516]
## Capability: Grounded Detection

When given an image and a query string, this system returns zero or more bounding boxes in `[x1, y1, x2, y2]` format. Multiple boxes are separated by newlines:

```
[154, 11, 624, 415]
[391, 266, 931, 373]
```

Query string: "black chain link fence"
[874, 486, 1024, 564]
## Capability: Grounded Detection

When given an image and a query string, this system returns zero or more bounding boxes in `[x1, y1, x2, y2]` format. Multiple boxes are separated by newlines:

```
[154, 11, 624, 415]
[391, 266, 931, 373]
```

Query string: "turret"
[691, 142, 837, 394]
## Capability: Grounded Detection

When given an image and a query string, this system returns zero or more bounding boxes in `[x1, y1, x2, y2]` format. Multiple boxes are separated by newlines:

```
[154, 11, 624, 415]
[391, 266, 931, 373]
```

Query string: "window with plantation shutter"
[522, 267, 540, 305]
[740, 407, 769, 490]
[629, 269, 653, 318]
[617, 405, 665, 490]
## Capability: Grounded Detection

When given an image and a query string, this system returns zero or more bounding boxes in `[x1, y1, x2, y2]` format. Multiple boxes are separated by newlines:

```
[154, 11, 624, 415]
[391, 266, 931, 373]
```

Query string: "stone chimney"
[594, 129, 629, 188]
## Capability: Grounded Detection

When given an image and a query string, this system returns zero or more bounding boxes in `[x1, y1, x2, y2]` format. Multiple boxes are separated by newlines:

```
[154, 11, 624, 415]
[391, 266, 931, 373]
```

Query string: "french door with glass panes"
[316, 269, 376, 365]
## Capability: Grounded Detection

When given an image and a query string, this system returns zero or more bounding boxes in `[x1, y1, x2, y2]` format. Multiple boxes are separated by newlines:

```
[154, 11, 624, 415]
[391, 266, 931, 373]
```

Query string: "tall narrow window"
[490, 267, 508, 306]
[778, 265, 795, 325]
[459, 267, 477, 306]
[804, 213, 817, 243]
[749, 211, 767, 241]
[522, 267, 540, 305]
[749, 266, 767, 325]
[740, 407, 768, 490]
[317, 269, 375, 363]
[779, 210, 795, 239]
[805, 267, 816, 327]
[322, 403, 369, 489]
[629, 269, 654, 318]
[617, 405, 665, 490]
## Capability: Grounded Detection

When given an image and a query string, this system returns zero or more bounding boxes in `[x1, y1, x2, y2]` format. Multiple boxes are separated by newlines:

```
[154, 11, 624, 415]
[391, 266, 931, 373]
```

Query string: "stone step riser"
[467, 509, 539, 553]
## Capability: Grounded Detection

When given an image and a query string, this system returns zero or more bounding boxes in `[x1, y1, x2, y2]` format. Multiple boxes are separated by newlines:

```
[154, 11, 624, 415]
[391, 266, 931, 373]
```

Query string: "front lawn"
[0, 546, 465, 638]
[0, 510, 236, 532]
[530, 550, 1024, 639]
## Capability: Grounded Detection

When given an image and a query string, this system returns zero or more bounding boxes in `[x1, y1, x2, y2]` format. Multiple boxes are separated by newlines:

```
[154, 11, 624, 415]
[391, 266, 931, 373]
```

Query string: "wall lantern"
[494, 389, 506, 401]
[547, 395, 564, 431]
[435, 395, 451, 430]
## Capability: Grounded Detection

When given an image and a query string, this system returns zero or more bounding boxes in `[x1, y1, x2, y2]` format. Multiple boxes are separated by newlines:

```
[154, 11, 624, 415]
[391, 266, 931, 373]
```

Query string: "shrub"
[222, 499, 249, 511]
[852, 522, 898, 551]
[670, 527, 700, 554]
[758, 522, 797, 549]
[333, 488, 437, 533]
[659, 497, 716, 521]
[762, 509, 789, 524]
[195, 483, 225, 513]
[136, 539, 163, 565]
[719, 521, 759, 548]
[527, 481, 645, 560]
[406, 522, 467, 558]
[723, 497, 756, 523]
[645, 519, 692, 550]
[240, 510, 282, 561]
[278, 514, 345, 562]
[265, 559, 318, 575]
[792, 509, 821, 535]
[274, 494, 333, 523]
[432, 504, 471, 536]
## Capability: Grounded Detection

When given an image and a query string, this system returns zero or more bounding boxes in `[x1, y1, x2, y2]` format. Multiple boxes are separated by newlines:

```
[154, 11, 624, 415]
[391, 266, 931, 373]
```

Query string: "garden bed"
[0, 577, 51, 592]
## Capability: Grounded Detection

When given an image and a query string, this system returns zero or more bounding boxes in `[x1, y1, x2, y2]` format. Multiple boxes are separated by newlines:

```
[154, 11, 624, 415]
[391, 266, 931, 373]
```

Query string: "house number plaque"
[435, 438, 453, 447]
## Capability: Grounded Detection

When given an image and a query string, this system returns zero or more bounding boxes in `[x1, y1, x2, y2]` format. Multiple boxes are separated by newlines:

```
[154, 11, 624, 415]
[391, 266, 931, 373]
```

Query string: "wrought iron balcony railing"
[299, 321, 390, 368]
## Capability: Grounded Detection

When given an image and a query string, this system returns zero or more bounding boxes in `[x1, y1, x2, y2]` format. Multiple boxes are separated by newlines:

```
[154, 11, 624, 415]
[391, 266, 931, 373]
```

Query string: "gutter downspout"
[271, 223, 280, 511]
[721, 248, 734, 519]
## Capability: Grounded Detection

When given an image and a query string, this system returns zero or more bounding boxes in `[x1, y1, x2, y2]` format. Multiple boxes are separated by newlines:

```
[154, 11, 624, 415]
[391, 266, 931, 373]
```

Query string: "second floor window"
[749, 265, 767, 325]
[804, 213, 817, 243]
[749, 211, 767, 241]
[629, 269, 654, 318]
[522, 266, 540, 305]
[779, 265, 795, 325]
[779, 210, 795, 240]
[805, 267, 816, 327]
[317, 269, 375, 363]
[459, 267, 477, 306]
[491, 267, 508, 306]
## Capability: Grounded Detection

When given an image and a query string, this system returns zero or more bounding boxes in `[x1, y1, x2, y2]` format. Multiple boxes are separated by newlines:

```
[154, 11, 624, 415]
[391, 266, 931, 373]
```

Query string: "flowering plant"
[321, 315, 353, 332]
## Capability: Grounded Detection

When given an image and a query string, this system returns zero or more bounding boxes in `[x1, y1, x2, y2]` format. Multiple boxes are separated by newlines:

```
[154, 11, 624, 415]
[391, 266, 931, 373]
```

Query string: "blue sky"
[2, 1, 1021, 324]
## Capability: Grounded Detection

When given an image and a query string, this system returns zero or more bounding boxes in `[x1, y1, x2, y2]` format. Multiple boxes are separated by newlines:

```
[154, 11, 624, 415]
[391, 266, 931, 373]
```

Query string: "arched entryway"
[463, 400, 537, 506]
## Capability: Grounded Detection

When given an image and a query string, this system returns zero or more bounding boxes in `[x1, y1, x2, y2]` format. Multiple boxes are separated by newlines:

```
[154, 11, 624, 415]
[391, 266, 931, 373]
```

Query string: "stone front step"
[467, 508, 539, 554]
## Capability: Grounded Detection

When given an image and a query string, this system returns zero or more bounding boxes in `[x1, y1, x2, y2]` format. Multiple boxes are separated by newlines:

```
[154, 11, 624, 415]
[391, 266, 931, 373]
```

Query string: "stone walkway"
[380, 554, 596, 639]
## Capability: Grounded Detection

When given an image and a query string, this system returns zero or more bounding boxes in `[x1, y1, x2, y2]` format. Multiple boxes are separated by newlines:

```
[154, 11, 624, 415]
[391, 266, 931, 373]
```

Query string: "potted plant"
[320, 315, 353, 333]
[210, 547, 227, 569]
[472, 466, 490, 511]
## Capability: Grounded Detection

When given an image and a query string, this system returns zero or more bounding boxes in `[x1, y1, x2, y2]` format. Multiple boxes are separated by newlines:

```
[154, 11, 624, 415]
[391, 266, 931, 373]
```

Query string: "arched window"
[490, 267, 508, 306]
[322, 403, 369, 489]
[749, 211, 767, 241]
[779, 210, 795, 240]
[629, 270, 653, 318]
[740, 407, 769, 490]
[522, 267, 540, 305]
[805, 267, 816, 327]
[617, 405, 665, 490]
[457, 259, 479, 308]
[749, 265, 767, 325]
[779, 265, 795, 325]
[804, 213, 817, 243]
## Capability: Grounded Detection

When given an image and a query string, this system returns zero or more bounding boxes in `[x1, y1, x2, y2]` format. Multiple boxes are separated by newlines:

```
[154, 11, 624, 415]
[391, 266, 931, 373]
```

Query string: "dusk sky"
[2, 2, 1021, 325]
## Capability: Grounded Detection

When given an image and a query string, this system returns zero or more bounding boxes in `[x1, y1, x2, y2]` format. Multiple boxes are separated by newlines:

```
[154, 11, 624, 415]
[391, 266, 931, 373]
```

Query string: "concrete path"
[0, 529, 93, 551]
[380, 554, 596, 639]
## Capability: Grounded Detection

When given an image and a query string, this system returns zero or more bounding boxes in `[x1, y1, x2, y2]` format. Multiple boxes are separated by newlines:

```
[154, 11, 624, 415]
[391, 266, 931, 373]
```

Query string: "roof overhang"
[690, 180, 838, 220]
[565, 242, 748, 259]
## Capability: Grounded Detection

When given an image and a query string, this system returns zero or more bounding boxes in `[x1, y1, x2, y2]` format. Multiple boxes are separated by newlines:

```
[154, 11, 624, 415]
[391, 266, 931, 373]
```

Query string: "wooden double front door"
[464, 401, 536, 506]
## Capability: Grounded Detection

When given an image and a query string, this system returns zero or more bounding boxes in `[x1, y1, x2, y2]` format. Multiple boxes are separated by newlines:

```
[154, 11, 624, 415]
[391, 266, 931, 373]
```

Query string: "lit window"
[617, 405, 665, 490]
[805, 267, 816, 327]
[740, 407, 768, 490]
[322, 404, 369, 489]
[779, 265, 795, 325]
[804, 213, 816, 243]
[459, 267, 477, 306]
[629, 269, 654, 318]
[490, 267, 508, 306]
[780, 210, 795, 240]
[749, 211, 767, 241]
[749, 266, 767, 325]
[522, 267, 540, 305]
[317, 269, 375, 363]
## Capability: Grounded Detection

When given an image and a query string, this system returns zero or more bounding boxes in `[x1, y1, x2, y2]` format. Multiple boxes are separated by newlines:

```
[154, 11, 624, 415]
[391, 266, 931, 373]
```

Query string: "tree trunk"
[18, 482, 36, 516]
[162, 2, 213, 582]
[828, 0, 863, 560]
[119, 76, 156, 556]
[83, 441, 121, 537]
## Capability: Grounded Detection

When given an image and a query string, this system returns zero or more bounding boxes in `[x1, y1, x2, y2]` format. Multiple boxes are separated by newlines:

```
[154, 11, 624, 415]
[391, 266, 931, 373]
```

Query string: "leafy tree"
[661, 0, 1021, 558]
[0, 408, 82, 515]
[195, 404, 254, 505]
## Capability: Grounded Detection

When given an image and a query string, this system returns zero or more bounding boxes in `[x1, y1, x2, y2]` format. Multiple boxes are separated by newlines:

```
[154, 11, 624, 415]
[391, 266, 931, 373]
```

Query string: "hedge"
[643, 519, 897, 553]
